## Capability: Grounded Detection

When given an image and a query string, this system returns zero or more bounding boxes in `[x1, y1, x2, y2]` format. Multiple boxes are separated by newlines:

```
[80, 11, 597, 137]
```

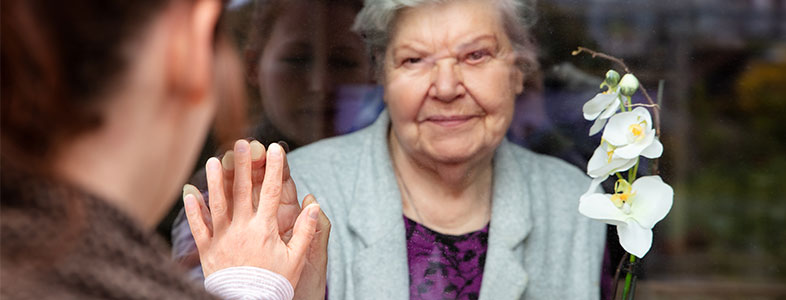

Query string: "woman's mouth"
[424, 115, 477, 128]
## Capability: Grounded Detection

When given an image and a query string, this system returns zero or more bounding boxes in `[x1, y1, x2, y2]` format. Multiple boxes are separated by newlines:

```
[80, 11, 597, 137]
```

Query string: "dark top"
[405, 215, 489, 300]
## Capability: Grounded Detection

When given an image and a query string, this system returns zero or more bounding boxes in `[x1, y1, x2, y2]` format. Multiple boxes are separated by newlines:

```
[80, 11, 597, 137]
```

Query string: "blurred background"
[533, 0, 786, 299]
[158, 0, 786, 298]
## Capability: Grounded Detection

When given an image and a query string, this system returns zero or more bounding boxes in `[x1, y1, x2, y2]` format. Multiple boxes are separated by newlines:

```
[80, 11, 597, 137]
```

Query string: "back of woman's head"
[1, 0, 176, 175]
[1, 0, 245, 176]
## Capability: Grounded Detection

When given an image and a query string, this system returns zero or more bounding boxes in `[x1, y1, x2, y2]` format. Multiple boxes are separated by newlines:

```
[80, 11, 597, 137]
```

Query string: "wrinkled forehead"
[387, 0, 510, 53]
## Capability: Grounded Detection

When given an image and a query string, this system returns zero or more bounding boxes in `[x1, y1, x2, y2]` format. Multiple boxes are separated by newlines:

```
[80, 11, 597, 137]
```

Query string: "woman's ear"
[513, 67, 525, 95]
[165, 0, 222, 103]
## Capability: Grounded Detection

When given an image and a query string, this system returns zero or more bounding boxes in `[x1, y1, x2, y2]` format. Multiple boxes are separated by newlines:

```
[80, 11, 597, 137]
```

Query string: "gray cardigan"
[288, 111, 605, 300]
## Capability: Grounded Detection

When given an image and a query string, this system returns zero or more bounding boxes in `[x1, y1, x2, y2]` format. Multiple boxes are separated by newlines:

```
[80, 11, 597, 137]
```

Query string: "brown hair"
[0, 0, 246, 177]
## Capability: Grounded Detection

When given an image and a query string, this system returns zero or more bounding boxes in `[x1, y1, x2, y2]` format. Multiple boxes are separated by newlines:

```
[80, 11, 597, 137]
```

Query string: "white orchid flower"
[586, 107, 663, 179]
[583, 70, 623, 136]
[583, 92, 622, 135]
[586, 141, 638, 178]
[579, 176, 673, 258]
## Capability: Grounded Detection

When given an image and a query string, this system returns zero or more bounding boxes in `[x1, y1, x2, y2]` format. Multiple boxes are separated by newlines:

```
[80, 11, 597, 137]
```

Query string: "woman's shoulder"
[288, 112, 388, 173]
[501, 140, 590, 186]
[288, 127, 372, 171]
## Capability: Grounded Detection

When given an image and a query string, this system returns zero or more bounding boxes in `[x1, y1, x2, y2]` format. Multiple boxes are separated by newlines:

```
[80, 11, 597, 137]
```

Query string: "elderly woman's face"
[383, 0, 524, 164]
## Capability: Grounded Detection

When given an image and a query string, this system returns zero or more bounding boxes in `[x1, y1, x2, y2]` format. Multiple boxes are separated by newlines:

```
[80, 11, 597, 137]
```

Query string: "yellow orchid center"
[604, 142, 617, 163]
[610, 193, 628, 208]
[610, 179, 634, 209]
[629, 123, 643, 137]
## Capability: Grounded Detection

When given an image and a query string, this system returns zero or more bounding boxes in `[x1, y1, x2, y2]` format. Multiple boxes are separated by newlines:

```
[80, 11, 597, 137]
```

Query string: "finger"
[250, 140, 266, 164]
[280, 142, 292, 182]
[251, 140, 267, 183]
[232, 140, 254, 218]
[314, 198, 331, 246]
[279, 146, 299, 208]
[301, 194, 316, 213]
[303, 195, 331, 257]
[286, 203, 320, 285]
[206, 157, 230, 231]
[184, 184, 212, 232]
[250, 141, 266, 209]
[221, 150, 235, 203]
[183, 193, 210, 252]
[257, 142, 285, 222]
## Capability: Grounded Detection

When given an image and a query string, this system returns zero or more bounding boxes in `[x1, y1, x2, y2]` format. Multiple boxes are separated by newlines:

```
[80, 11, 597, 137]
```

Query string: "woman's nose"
[308, 62, 328, 93]
[429, 59, 465, 102]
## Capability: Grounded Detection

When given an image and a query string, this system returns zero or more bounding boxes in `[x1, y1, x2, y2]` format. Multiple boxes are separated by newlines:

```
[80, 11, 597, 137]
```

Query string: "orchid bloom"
[586, 141, 638, 179]
[583, 70, 623, 135]
[579, 176, 673, 258]
[587, 107, 663, 179]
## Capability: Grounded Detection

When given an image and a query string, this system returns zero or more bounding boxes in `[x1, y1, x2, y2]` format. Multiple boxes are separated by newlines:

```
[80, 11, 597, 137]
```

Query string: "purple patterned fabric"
[404, 215, 489, 300]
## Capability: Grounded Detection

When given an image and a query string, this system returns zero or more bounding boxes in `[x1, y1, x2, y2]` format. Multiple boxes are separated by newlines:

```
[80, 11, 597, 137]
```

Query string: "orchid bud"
[619, 73, 639, 97]
[604, 70, 621, 87]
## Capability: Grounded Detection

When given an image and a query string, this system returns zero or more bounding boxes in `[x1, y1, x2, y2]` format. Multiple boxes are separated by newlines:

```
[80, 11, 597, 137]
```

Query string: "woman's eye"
[465, 50, 490, 63]
[403, 57, 422, 65]
[282, 55, 313, 67]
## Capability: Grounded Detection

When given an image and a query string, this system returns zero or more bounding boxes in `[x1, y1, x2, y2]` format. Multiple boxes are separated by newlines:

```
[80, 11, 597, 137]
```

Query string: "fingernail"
[222, 150, 234, 171]
[235, 140, 248, 153]
[268, 142, 281, 157]
[250, 140, 264, 161]
[308, 204, 319, 219]
[207, 157, 221, 171]
[182, 184, 200, 201]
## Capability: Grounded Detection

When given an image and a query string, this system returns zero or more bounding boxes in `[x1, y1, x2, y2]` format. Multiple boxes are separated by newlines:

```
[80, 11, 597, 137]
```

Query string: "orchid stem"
[626, 96, 632, 112]
[621, 254, 637, 299]
[629, 160, 639, 182]
[626, 272, 639, 300]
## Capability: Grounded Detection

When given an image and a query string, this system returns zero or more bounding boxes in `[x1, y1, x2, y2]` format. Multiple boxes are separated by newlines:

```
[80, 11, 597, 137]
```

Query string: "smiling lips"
[422, 114, 479, 128]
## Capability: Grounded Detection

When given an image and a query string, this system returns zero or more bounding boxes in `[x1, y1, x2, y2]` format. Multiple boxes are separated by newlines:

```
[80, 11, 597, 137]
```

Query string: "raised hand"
[183, 140, 319, 288]
[218, 140, 331, 300]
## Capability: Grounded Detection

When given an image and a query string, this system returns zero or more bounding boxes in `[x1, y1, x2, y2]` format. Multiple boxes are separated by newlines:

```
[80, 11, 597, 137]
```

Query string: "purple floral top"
[404, 215, 489, 300]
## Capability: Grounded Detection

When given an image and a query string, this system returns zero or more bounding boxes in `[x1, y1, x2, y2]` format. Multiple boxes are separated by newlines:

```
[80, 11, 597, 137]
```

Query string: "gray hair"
[352, 0, 538, 77]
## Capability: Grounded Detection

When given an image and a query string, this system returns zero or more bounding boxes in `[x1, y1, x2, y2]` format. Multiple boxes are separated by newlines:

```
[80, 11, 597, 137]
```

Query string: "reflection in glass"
[242, 0, 378, 149]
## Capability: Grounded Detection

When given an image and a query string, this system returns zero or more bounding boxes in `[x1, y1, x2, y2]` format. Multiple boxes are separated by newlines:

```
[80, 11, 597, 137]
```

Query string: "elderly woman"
[285, 0, 605, 299]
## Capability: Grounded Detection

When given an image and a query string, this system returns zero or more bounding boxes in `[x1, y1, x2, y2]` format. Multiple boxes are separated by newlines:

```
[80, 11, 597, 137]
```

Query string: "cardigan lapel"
[346, 112, 410, 299]
[479, 140, 533, 300]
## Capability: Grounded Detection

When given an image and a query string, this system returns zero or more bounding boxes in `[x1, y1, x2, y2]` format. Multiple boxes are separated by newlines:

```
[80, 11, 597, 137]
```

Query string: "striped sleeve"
[204, 266, 294, 300]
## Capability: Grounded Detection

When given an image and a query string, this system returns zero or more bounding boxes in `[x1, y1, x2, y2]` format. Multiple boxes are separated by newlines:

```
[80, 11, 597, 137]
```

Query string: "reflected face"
[257, 0, 370, 146]
[384, 0, 524, 164]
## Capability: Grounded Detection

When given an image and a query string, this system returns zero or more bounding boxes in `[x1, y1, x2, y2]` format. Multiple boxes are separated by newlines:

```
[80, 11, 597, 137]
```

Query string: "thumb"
[287, 203, 320, 276]
[302, 194, 330, 239]
[302, 194, 331, 259]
